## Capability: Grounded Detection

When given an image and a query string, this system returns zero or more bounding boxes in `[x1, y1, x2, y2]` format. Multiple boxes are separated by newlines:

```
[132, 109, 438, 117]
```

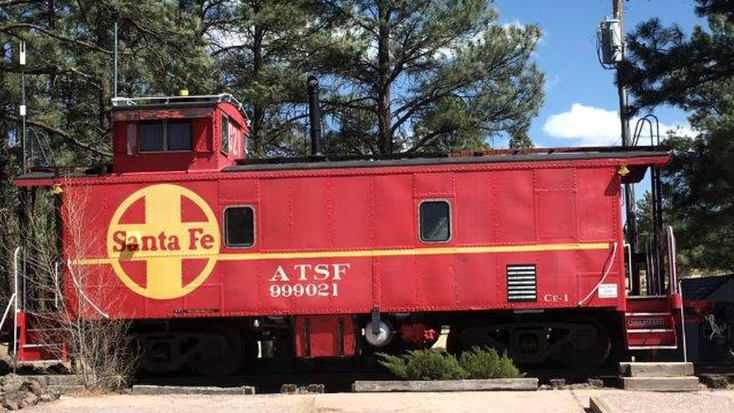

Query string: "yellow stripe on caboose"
[74, 241, 610, 265]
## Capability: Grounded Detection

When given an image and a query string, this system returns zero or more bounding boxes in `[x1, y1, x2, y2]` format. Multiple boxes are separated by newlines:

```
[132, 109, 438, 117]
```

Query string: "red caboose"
[11, 93, 681, 376]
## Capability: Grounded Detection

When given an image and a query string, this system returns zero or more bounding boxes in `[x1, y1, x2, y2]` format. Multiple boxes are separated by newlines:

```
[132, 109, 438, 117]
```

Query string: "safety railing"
[0, 247, 21, 365]
[667, 226, 678, 295]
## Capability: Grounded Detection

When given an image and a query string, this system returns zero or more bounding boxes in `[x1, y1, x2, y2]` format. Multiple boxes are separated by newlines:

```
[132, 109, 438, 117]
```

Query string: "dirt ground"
[22, 389, 734, 413]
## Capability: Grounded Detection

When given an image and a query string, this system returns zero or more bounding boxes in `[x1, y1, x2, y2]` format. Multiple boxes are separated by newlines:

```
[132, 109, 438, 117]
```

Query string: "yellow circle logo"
[107, 184, 220, 300]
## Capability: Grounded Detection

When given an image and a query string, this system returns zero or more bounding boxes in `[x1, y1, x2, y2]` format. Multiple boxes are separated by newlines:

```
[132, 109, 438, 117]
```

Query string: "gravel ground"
[21, 389, 734, 413]
[597, 390, 734, 413]
[314, 390, 591, 413]
[23, 393, 313, 413]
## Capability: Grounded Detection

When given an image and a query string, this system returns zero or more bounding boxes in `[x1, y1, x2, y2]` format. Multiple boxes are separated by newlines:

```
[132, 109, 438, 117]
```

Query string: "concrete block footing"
[619, 362, 694, 378]
[589, 396, 615, 413]
[353, 378, 538, 392]
[621, 377, 699, 392]
[131, 385, 256, 395]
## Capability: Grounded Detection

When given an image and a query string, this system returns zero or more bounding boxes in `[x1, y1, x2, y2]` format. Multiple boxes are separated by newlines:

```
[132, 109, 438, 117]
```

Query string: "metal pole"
[678, 280, 687, 362]
[613, 0, 639, 295]
[307, 76, 323, 157]
[20, 41, 27, 173]
[114, 20, 118, 98]
[12, 247, 20, 373]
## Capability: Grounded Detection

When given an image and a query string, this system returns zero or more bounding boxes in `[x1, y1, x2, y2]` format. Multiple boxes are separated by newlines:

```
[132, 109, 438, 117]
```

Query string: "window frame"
[138, 119, 193, 153]
[223, 205, 256, 248]
[221, 113, 230, 155]
[417, 199, 453, 244]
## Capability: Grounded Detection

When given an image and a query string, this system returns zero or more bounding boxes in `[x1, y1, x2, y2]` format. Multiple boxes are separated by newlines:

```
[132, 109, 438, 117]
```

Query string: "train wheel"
[554, 319, 610, 368]
[192, 328, 246, 377]
[446, 326, 463, 355]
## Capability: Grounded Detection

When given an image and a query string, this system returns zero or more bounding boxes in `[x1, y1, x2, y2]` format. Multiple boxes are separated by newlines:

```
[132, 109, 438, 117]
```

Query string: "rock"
[20, 379, 44, 396]
[19, 392, 38, 409]
[1, 392, 22, 411]
[305, 384, 325, 394]
[0, 375, 23, 394]
[39, 393, 56, 403]
[549, 378, 566, 389]
[701, 374, 729, 389]
[588, 378, 604, 388]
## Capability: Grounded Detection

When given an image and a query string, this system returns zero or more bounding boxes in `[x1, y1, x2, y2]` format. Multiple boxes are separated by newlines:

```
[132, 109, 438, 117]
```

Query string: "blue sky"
[494, 0, 702, 147]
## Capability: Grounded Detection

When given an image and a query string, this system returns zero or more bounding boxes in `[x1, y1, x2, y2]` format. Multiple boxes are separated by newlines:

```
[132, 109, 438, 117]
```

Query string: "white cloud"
[502, 19, 525, 30]
[542, 103, 696, 147]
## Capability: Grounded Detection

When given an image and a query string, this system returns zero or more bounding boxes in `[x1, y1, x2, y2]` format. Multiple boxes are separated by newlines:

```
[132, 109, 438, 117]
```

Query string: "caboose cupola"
[111, 94, 249, 173]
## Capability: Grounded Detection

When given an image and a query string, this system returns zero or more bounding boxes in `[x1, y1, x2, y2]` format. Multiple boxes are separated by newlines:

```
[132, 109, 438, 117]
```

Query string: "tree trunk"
[95, 9, 111, 156]
[251, 24, 265, 157]
[376, 0, 393, 154]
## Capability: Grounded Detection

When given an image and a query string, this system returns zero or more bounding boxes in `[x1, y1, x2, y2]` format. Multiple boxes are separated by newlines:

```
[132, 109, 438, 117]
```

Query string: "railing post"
[678, 280, 687, 363]
[12, 246, 20, 373]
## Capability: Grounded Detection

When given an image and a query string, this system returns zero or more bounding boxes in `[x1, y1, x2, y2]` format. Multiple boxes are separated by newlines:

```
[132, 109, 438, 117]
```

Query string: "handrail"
[53, 261, 60, 308]
[667, 226, 678, 294]
[624, 242, 632, 294]
[12, 247, 20, 366]
[578, 242, 619, 307]
[678, 280, 687, 362]
[111, 94, 247, 116]
[66, 259, 109, 319]
[0, 293, 17, 336]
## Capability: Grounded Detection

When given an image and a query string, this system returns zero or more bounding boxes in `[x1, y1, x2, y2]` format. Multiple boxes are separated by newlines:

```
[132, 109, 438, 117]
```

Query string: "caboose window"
[221, 113, 230, 154]
[139, 120, 192, 152]
[419, 200, 451, 242]
[167, 120, 192, 151]
[224, 206, 254, 247]
[140, 122, 164, 152]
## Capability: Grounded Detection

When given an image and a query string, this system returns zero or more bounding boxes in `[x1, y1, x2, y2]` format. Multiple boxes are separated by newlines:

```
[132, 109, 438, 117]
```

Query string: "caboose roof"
[224, 148, 669, 172]
[15, 147, 668, 186]
[111, 94, 248, 120]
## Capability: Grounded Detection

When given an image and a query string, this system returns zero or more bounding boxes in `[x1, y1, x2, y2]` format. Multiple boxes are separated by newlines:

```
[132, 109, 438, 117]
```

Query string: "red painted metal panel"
[414, 172, 454, 198]
[294, 315, 356, 358]
[536, 191, 577, 241]
[329, 177, 373, 249]
[494, 170, 535, 243]
[577, 168, 617, 241]
[454, 172, 493, 245]
[374, 174, 413, 248]
[49, 155, 644, 321]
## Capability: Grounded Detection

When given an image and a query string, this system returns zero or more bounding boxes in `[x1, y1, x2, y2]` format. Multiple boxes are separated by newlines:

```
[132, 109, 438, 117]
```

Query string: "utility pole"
[113, 12, 119, 98]
[19, 41, 27, 173]
[612, 0, 640, 295]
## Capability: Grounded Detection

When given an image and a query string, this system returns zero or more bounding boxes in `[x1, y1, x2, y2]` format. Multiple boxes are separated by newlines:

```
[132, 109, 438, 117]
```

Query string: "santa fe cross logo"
[106, 184, 220, 300]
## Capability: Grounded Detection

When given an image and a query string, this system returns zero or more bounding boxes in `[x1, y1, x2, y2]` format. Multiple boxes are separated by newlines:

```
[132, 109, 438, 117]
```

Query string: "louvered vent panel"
[507, 264, 537, 302]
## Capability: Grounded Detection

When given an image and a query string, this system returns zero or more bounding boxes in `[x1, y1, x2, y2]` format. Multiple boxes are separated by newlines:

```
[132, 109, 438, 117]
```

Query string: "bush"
[378, 347, 523, 380]
[378, 350, 467, 380]
[459, 347, 523, 379]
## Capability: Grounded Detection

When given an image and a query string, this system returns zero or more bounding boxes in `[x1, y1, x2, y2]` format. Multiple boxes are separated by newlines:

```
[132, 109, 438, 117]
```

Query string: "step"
[619, 362, 694, 377]
[621, 376, 699, 392]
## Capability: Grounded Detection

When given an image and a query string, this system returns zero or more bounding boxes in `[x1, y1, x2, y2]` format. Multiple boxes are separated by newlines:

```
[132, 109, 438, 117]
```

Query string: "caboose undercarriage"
[129, 308, 622, 377]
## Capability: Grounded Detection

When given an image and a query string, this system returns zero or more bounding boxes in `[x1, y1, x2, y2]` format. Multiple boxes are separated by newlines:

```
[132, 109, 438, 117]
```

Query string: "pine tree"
[315, 0, 544, 155]
[207, 0, 342, 157]
[622, 0, 734, 274]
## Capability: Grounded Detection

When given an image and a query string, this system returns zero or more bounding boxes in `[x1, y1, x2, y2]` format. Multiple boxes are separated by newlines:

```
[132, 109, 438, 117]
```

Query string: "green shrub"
[459, 347, 523, 379]
[378, 349, 467, 380]
[378, 348, 523, 380]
